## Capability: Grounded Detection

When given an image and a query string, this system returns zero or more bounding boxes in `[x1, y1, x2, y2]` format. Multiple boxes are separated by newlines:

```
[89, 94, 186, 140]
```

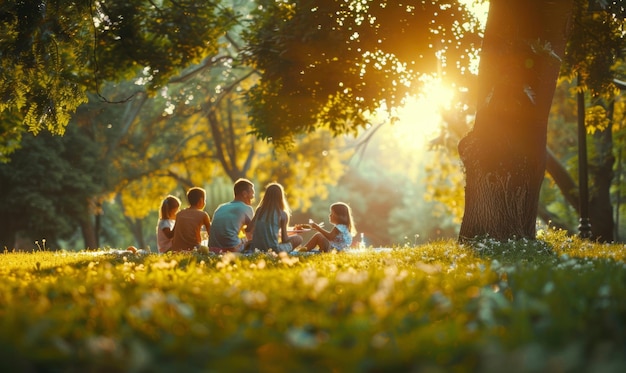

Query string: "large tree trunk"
[459, 0, 575, 241]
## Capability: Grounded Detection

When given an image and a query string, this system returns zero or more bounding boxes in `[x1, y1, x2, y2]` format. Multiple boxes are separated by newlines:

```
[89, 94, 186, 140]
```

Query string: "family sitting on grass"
[156, 179, 357, 254]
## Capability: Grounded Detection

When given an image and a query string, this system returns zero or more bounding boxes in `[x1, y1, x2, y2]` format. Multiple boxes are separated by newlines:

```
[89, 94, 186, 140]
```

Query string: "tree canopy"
[243, 0, 483, 146]
[0, 0, 236, 160]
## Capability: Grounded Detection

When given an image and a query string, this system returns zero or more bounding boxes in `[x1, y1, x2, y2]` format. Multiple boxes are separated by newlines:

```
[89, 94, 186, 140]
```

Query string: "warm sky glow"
[365, 75, 455, 152]
[391, 76, 455, 148]
[392, 0, 488, 147]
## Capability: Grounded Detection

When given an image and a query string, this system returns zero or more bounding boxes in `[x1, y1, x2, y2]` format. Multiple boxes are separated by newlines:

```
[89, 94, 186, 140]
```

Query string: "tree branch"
[545, 146, 580, 214]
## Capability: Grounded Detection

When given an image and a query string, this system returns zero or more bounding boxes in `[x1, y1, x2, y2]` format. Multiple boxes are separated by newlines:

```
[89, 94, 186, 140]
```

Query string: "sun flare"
[393, 76, 455, 146]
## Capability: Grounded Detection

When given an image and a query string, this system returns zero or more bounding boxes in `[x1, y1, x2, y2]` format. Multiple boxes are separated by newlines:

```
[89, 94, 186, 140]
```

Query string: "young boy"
[171, 187, 211, 251]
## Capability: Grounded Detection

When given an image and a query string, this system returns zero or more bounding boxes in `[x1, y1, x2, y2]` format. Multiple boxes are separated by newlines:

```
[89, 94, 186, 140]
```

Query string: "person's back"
[208, 179, 255, 252]
[171, 208, 208, 251]
[247, 182, 302, 253]
[249, 209, 283, 251]
[171, 187, 211, 251]
[209, 200, 253, 250]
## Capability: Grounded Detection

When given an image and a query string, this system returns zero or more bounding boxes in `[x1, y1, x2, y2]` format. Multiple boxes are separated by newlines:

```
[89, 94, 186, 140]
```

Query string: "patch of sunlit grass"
[0, 230, 624, 371]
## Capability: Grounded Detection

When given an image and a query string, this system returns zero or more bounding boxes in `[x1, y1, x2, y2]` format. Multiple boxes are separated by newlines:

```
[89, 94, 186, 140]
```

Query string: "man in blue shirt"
[208, 178, 255, 252]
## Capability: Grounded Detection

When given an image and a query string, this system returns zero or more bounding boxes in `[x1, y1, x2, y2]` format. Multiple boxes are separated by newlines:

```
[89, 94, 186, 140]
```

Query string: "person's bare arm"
[280, 212, 291, 243]
[162, 227, 174, 239]
[312, 223, 339, 241]
[203, 214, 211, 235]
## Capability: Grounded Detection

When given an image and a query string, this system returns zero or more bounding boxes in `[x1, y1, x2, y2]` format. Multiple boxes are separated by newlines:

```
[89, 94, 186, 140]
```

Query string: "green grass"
[0, 229, 625, 372]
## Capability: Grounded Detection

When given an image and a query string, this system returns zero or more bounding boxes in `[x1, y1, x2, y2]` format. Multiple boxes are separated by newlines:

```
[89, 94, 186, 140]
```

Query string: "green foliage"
[0, 110, 25, 162]
[585, 104, 611, 134]
[0, 0, 235, 158]
[243, 0, 482, 145]
[0, 1, 91, 133]
[0, 230, 625, 371]
[93, 0, 236, 90]
[563, 0, 626, 95]
[0, 0, 91, 158]
[0, 125, 102, 249]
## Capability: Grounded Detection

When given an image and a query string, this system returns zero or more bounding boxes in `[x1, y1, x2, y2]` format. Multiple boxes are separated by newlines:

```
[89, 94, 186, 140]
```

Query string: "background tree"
[0, 124, 101, 250]
[613, 83, 626, 240]
[559, 0, 626, 242]
[425, 1, 626, 241]
[456, 0, 577, 240]
[243, 0, 482, 146]
[0, 0, 235, 159]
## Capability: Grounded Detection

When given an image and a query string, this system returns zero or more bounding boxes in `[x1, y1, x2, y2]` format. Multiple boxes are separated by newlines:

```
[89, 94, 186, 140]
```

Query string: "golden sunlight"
[460, 0, 489, 26]
[392, 76, 455, 147]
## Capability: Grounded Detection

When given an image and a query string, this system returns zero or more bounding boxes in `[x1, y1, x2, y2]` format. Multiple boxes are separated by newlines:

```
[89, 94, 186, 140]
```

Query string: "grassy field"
[0, 230, 625, 372]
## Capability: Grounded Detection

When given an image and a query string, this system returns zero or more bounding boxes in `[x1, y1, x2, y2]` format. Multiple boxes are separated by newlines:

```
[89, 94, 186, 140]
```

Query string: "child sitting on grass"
[248, 182, 303, 253]
[171, 187, 211, 252]
[156, 195, 181, 253]
[300, 202, 356, 252]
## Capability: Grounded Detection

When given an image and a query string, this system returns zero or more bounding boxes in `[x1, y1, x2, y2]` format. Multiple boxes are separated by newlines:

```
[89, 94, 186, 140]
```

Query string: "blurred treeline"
[4, 70, 626, 250]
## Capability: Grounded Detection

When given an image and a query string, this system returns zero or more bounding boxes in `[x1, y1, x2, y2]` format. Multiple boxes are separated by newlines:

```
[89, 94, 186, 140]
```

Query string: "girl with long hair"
[300, 202, 356, 252]
[248, 182, 303, 252]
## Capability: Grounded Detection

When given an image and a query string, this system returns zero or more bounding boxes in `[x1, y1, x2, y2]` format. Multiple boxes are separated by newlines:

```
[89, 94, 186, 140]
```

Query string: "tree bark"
[126, 218, 147, 250]
[589, 120, 615, 242]
[459, 0, 575, 241]
[79, 217, 98, 250]
[545, 147, 580, 214]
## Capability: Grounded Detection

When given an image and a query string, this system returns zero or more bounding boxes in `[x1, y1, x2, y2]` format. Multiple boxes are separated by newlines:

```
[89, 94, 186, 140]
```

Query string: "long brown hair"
[255, 182, 290, 222]
[331, 202, 356, 236]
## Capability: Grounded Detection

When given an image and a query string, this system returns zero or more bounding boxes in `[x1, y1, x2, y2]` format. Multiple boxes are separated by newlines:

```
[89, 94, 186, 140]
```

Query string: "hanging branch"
[88, 0, 136, 104]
